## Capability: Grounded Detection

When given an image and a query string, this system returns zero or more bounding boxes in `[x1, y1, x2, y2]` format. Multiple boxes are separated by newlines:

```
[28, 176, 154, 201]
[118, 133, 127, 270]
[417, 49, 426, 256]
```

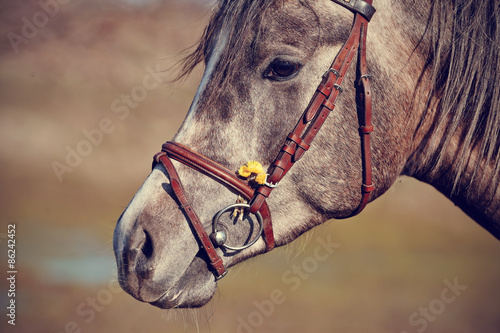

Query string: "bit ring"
[211, 203, 263, 251]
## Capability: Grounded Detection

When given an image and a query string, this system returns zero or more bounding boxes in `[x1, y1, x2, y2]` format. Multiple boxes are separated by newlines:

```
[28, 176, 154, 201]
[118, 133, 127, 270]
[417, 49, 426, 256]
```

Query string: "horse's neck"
[407, 128, 500, 238]
[397, 0, 500, 237]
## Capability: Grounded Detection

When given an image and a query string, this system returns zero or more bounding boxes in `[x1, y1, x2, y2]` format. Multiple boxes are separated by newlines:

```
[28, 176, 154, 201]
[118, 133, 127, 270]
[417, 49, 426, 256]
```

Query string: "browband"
[332, 0, 376, 21]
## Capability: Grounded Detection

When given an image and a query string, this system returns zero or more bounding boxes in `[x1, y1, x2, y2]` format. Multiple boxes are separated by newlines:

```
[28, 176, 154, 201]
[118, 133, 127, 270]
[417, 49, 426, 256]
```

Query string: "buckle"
[215, 269, 228, 281]
[264, 174, 279, 188]
[357, 73, 373, 86]
[323, 68, 340, 79]
[333, 84, 343, 94]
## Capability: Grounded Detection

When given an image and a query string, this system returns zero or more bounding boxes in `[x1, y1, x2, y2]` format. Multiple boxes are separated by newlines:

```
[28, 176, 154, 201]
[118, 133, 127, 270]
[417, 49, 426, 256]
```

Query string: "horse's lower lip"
[150, 292, 170, 307]
[150, 287, 191, 308]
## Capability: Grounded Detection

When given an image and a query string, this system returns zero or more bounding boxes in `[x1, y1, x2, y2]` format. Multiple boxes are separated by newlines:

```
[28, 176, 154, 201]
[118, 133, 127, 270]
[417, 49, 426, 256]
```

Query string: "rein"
[153, 0, 375, 279]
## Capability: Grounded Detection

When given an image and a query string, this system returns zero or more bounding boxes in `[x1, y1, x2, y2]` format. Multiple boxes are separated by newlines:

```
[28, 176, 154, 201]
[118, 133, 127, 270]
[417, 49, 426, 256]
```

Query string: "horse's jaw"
[113, 168, 218, 309]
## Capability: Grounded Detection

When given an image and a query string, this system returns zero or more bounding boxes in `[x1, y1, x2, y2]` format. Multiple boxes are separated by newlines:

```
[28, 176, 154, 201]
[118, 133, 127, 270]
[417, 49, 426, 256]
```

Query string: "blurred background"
[0, 0, 499, 332]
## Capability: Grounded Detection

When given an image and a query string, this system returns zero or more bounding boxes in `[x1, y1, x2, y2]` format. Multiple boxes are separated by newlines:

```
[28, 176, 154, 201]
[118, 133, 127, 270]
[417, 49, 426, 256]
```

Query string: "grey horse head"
[114, 0, 500, 309]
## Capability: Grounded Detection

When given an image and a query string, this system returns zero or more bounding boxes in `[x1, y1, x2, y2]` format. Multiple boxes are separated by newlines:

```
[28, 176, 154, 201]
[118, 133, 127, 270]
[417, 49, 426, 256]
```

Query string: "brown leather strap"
[154, 152, 227, 277]
[349, 17, 374, 216]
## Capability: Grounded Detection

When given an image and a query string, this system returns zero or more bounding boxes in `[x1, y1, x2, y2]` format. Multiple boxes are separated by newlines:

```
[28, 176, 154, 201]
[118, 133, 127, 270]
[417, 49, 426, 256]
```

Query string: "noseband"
[153, 0, 375, 279]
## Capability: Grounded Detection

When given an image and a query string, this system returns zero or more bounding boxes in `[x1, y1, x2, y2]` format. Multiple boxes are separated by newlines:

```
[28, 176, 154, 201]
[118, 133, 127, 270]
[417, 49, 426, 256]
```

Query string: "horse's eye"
[264, 59, 300, 81]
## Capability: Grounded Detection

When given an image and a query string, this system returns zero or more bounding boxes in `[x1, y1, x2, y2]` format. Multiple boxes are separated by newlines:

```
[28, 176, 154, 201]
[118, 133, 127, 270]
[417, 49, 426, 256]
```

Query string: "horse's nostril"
[141, 230, 154, 259]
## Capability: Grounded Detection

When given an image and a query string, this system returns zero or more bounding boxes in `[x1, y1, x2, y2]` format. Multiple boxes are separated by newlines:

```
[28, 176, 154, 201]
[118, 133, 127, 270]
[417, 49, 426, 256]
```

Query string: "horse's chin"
[147, 255, 217, 309]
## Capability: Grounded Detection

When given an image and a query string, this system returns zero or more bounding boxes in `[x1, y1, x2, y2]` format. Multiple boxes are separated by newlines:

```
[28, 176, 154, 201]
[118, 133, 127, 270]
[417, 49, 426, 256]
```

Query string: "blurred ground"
[0, 1, 499, 332]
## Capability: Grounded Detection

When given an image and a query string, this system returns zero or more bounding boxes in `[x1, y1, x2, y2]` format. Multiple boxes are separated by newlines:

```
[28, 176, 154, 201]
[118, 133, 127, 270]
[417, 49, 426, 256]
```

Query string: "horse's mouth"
[156, 277, 217, 309]
[150, 289, 193, 309]
[128, 253, 218, 309]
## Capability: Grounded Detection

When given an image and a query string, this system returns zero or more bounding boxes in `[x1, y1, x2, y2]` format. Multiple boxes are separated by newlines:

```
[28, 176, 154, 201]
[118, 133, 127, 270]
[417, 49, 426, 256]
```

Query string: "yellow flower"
[238, 161, 266, 185]
[238, 165, 251, 178]
[246, 161, 264, 174]
[254, 173, 267, 185]
[238, 161, 264, 178]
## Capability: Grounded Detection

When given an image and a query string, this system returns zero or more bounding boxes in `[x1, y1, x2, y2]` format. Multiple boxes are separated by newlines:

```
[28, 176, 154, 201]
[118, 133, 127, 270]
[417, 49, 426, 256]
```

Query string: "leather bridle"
[153, 0, 375, 279]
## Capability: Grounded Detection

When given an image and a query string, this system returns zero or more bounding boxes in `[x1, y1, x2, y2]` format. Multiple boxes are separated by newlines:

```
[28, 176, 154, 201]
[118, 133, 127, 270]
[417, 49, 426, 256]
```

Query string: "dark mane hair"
[419, 0, 500, 193]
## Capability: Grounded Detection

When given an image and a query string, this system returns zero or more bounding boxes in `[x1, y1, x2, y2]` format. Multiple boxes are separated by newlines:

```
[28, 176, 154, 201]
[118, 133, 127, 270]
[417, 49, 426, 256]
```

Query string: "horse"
[113, 0, 500, 309]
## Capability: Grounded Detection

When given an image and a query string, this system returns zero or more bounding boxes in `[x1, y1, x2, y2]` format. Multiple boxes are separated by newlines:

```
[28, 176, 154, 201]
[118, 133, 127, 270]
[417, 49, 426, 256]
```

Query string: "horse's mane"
[418, 0, 500, 193]
[177, 0, 282, 87]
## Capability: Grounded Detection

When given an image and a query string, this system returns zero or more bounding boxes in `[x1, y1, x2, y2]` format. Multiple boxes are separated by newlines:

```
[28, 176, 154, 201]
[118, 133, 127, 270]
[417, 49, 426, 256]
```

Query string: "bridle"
[153, 0, 375, 279]
[152, 0, 375, 279]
